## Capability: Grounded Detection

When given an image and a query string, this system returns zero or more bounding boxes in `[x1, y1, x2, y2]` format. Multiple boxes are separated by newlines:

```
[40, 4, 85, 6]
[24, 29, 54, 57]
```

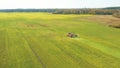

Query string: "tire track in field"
[51, 40, 96, 68]
[70, 39, 120, 68]
[0, 29, 8, 68]
[25, 39, 46, 68]
[17, 29, 46, 68]
[78, 38, 120, 59]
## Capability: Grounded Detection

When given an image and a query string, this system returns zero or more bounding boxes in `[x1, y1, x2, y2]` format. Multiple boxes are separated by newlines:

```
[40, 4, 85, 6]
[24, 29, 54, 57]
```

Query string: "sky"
[0, 0, 120, 9]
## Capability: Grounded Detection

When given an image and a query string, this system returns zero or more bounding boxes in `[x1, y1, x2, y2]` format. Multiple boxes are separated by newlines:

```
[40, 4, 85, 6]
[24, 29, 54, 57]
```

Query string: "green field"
[0, 13, 120, 68]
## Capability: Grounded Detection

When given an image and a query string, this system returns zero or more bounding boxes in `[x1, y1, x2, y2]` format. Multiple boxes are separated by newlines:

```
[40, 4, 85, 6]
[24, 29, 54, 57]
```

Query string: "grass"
[0, 12, 120, 68]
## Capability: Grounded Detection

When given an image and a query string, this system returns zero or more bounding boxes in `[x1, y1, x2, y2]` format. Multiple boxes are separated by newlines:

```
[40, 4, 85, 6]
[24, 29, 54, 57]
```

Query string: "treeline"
[113, 11, 120, 18]
[0, 9, 56, 12]
[103, 7, 120, 10]
[52, 9, 118, 15]
[0, 7, 120, 18]
[52, 7, 120, 15]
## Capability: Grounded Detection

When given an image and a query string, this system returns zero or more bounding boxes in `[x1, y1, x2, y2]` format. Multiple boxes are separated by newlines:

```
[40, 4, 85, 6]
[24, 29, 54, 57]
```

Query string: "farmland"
[0, 13, 120, 68]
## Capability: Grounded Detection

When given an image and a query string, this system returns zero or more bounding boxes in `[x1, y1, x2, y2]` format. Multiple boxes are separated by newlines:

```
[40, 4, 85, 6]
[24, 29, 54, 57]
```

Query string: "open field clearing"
[0, 13, 120, 68]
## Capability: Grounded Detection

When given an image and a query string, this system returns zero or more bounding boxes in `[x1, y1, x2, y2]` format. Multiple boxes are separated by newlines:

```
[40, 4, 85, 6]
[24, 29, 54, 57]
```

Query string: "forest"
[0, 7, 119, 18]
